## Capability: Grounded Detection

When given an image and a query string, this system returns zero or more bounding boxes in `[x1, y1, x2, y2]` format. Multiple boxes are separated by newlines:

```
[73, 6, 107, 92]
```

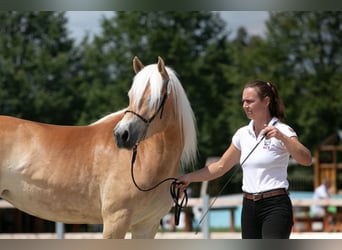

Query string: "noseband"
[124, 78, 169, 125]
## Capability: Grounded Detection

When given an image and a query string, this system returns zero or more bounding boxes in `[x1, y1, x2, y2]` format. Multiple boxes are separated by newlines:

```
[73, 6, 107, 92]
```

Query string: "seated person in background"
[311, 179, 332, 217]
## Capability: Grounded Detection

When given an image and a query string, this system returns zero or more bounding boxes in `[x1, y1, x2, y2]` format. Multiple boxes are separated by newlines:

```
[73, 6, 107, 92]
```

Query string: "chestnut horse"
[0, 56, 197, 238]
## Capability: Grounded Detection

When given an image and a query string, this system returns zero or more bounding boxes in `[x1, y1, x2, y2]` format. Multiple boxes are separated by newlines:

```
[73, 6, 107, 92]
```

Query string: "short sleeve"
[278, 123, 297, 138]
[232, 128, 242, 150]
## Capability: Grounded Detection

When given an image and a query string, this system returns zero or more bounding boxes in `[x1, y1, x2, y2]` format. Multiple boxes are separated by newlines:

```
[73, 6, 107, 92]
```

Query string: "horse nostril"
[122, 130, 129, 142]
[114, 126, 133, 148]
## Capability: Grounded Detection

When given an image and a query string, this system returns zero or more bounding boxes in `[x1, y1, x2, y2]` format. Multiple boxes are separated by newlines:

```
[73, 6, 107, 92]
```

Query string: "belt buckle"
[252, 193, 262, 201]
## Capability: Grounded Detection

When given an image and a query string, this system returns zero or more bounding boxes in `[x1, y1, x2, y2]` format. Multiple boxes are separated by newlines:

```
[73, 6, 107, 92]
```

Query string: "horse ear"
[133, 56, 144, 74]
[157, 56, 169, 80]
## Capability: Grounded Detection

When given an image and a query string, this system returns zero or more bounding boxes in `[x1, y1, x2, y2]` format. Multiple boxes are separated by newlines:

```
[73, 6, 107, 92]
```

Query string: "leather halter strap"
[124, 78, 169, 125]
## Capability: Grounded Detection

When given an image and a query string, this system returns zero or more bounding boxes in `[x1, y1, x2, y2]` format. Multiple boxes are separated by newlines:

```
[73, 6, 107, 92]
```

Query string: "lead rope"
[130, 144, 188, 226]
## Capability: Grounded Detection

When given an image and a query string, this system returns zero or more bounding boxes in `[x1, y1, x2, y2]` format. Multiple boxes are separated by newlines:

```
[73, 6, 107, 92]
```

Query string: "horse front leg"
[102, 209, 131, 239]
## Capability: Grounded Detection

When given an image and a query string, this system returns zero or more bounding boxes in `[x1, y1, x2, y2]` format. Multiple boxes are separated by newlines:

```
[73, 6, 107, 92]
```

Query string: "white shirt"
[232, 117, 297, 193]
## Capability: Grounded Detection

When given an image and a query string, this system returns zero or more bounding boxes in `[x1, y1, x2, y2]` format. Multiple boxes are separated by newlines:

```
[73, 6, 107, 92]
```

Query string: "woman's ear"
[264, 96, 271, 107]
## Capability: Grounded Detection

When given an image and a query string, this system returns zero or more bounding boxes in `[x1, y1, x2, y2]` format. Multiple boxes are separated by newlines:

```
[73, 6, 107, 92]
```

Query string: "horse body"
[0, 57, 197, 238]
[0, 114, 118, 224]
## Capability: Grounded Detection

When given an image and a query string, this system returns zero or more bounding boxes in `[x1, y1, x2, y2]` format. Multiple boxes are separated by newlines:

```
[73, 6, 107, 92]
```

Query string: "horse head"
[114, 56, 173, 149]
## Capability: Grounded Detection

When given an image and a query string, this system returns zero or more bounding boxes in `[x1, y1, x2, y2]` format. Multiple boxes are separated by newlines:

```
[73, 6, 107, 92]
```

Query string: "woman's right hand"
[175, 174, 191, 192]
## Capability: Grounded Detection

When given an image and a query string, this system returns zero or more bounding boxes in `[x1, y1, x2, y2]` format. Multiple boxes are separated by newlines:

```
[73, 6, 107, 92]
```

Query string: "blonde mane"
[129, 64, 197, 168]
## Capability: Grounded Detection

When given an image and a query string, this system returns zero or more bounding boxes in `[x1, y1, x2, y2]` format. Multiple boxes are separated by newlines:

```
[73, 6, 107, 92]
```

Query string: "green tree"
[221, 28, 273, 135]
[264, 12, 342, 148]
[0, 11, 81, 124]
[222, 12, 342, 151]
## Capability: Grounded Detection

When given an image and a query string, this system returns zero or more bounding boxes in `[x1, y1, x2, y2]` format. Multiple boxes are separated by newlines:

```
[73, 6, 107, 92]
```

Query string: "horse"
[0, 56, 197, 238]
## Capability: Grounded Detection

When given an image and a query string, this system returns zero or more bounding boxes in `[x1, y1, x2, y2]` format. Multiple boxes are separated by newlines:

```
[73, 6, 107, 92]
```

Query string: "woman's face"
[242, 87, 269, 120]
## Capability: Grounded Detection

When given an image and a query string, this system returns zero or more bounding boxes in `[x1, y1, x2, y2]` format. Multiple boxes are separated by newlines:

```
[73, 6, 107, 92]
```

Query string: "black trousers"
[241, 194, 293, 239]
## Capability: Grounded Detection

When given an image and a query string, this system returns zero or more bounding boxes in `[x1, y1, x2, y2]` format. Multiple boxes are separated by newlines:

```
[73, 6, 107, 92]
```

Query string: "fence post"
[199, 157, 220, 239]
[55, 222, 64, 239]
[201, 193, 210, 239]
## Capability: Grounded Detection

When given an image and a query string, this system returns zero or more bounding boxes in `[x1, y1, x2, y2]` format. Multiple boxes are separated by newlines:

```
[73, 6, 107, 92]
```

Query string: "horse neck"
[138, 118, 183, 178]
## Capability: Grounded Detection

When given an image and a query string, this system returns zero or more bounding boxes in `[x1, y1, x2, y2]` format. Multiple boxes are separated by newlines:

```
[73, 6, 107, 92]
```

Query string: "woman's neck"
[253, 116, 272, 137]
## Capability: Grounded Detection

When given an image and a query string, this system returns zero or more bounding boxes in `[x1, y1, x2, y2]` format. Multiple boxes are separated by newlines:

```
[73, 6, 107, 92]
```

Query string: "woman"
[177, 80, 312, 239]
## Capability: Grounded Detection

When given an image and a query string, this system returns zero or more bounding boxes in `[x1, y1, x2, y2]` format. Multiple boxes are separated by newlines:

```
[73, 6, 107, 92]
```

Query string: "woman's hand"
[262, 125, 284, 141]
[176, 174, 191, 192]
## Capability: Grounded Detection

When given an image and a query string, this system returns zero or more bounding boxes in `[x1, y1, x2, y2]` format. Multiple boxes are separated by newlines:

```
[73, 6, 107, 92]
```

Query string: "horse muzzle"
[113, 121, 146, 149]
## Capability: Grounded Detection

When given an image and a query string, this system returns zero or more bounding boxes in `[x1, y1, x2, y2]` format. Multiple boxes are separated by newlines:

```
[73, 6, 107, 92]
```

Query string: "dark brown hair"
[244, 80, 285, 122]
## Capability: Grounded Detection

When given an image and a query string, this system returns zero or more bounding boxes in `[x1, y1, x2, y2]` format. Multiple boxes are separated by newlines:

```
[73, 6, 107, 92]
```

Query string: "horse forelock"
[129, 64, 198, 168]
[129, 64, 163, 111]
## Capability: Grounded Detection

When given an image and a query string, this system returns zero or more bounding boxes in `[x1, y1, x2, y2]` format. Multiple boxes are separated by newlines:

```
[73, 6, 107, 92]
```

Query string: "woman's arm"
[177, 143, 241, 188]
[280, 136, 312, 166]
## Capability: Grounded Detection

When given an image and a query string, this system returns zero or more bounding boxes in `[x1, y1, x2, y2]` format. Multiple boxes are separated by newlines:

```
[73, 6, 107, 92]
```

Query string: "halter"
[125, 77, 188, 226]
[124, 78, 169, 126]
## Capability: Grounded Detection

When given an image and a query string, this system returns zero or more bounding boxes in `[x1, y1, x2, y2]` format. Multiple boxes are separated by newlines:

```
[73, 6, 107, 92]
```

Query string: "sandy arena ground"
[0, 231, 341, 239]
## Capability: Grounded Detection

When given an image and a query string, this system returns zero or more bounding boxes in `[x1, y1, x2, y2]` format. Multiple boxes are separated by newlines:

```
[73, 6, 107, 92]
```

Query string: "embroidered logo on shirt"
[263, 138, 271, 150]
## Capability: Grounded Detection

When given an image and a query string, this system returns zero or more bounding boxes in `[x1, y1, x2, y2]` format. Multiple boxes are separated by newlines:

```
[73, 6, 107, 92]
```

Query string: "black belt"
[243, 188, 288, 201]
